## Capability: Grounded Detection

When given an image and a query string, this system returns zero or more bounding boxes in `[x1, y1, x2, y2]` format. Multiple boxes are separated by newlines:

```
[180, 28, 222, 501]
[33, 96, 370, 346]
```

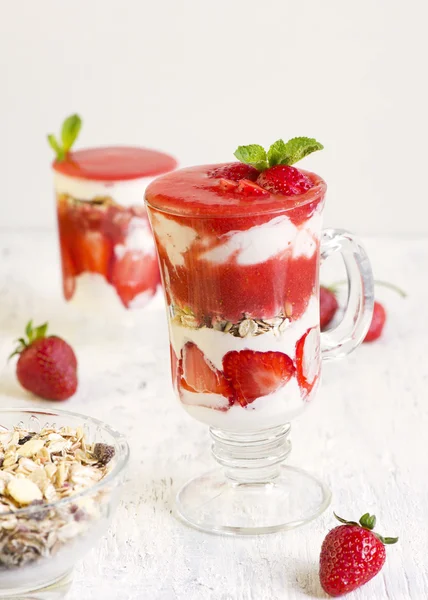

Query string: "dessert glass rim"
[0, 407, 130, 519]
[52, 145, 178, 181]
[145, 167, 327, 219]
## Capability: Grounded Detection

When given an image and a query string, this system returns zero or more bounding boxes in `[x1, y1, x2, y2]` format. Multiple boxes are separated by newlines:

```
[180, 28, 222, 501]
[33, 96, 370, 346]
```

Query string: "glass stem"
[210, 425, 291, 484]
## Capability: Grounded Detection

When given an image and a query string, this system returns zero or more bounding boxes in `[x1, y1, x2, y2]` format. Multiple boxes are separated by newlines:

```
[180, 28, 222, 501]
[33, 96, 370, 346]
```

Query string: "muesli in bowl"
[0, 409, 129, 597]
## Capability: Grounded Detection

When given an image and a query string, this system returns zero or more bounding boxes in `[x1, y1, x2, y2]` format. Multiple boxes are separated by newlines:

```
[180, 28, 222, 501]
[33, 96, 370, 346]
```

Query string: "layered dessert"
[48, 115, 177, 311]
[146, 138, 326, 431]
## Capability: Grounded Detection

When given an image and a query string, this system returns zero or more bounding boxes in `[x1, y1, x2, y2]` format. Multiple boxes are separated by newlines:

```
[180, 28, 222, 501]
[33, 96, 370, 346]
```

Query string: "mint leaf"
[277, 137, 323, 166]
[234, 144, 267, 170]
[61, 114, 82, 153]
[47, 134, 65, 161]
[267, 139, 288, 166]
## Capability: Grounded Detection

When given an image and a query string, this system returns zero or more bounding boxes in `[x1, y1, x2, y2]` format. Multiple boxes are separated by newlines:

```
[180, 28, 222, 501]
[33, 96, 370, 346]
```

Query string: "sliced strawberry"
[179, 342, 232, 400]
[208, 163, 259, 182]
[236, 179, 270, 196]
[223, 350, 295, 407]
[111, 249, 160, 308]
[295, 327, 320, 396]
[73, 230, 112, 276]
[59, 241, 76, 301]
[170, 344, 179, 390]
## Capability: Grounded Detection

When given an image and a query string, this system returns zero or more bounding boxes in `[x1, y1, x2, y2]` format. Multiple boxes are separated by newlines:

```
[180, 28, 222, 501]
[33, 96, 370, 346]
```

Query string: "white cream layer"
[151, 210, 322, 268]
[68, 273, 157, 313]
[182, 377, 306, 431]
[170, 297, 319, 371]
[54, 172, 156, 207]
[114, 217, 156, 259]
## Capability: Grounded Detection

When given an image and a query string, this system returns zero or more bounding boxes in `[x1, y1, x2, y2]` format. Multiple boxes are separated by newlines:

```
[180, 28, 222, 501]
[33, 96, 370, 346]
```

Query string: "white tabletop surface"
[0, 231, 427, 600]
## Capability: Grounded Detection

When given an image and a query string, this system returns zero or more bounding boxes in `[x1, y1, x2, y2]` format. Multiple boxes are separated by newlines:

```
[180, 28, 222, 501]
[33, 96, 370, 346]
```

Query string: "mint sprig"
[47, 114, 82, 161]
[234, 144, 268, 171]
[234, 136, 323, 171]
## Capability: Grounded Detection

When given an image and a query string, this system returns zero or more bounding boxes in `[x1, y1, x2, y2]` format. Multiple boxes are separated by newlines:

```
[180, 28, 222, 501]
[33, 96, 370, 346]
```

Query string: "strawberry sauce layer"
[53, 147, 177, 181]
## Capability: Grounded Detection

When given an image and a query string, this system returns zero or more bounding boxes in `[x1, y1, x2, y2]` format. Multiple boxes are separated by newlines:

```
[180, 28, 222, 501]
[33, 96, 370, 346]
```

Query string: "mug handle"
[320, 228, 374, 361]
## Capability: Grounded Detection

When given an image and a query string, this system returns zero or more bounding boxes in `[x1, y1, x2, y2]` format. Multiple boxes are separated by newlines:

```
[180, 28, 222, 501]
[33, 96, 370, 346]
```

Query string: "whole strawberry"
[11, 321, 78, 401]
[364, 301, 386, 342]
[320, 286, 339, 330]
[320, 512, 398, 597]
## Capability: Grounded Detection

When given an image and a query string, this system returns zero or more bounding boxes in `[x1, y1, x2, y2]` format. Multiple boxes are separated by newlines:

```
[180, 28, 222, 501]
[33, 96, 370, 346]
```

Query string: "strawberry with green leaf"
[233, 136, 323, 196]
[11, 321, 78, 401]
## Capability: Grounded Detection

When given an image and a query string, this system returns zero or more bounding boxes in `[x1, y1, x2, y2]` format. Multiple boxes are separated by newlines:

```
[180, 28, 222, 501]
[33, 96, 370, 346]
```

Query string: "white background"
[1, 0, 427, 234]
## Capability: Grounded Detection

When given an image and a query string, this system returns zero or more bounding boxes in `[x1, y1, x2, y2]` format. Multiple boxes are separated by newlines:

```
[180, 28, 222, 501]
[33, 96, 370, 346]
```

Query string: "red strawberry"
[208, 163, 259, 182]
[111, 249, 160, 308]
[73, 230, 112, 276]
[11, 321, 78, 401]
[179, 342, 232, 400]
[236, 179, 270, 196]
[295, 328, 320, 396]
[320, 512, 398, 597]
[364, 301, 386, 343]
[256, 165, 313, 196]
[320, 286, 339, 330]
[223, 350, 295, 407]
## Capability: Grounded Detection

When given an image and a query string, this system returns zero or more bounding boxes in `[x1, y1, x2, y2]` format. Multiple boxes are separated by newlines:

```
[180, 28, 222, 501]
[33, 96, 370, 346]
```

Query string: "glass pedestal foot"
[175, 425, 331, 535]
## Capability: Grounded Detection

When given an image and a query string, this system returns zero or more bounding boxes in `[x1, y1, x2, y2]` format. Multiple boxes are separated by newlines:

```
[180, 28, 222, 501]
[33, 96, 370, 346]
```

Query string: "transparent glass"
[54, 173, 169, 317]
[146, 175, 374, 535]
[0, 408, 129, 598]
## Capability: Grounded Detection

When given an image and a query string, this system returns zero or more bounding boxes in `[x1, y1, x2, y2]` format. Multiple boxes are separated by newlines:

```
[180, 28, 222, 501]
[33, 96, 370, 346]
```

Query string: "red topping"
[53, 147, 177, 181]
[320, 286, 339, 330]
[223, 350, 295, 407]
[364, 301, 386, 342]
[110, 250, 160, 308]
[295, 328, 320, 396]
[179, 342, 232, 400]
[146, 163, 326, 218]
[256, 165, 313, 196]
[320, 525, 386, 597]
[208, 163, 259, 182]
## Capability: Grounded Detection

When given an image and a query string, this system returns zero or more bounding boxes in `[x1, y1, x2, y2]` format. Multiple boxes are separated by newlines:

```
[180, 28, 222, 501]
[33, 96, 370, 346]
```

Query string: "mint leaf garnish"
[61, 114, 82, 153]
[47, 134, 65, 161]
[234, 137, 323, 171]
[47, 114, 82, 161]
[274, 137, 324, 166]
[234, 144, 268, 171]
[267, 139, 288, 167]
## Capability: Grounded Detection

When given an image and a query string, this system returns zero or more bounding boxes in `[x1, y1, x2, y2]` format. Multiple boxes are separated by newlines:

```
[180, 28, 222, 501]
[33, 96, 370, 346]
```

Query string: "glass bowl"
[0, 408, 129, 598]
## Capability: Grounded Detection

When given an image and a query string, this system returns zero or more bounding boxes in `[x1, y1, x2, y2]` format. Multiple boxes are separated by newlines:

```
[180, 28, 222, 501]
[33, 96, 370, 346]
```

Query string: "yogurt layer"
[182, 377, 310, 432]
[68, 273, 158, 314]
[54, 172, 155, 207]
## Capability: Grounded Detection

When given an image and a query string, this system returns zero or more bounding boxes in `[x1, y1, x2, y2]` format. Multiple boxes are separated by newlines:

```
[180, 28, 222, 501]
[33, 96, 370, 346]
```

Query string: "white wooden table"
[0, 231, 427, 600]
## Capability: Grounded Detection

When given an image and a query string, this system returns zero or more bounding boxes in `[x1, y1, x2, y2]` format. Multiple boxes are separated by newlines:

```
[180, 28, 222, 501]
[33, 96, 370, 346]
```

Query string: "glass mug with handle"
[145, 142, 374, 535]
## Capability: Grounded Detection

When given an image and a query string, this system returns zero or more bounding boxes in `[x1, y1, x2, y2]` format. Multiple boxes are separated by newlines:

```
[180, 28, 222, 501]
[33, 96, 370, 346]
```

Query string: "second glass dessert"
[49, 115, 177, 315]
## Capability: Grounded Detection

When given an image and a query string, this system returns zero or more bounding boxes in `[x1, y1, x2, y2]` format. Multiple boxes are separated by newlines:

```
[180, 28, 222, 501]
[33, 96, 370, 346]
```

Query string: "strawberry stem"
[327, 280, 407, 298]
[9, 321, 49, 361]
[333, 512, 398, 545]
